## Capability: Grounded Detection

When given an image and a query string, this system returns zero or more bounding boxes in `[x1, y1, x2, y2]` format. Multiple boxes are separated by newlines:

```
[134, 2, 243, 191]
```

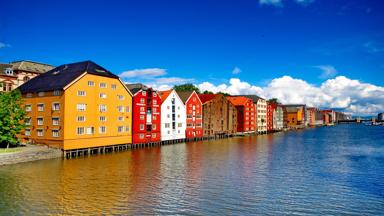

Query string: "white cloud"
[0, 42, 11, 48]
[259, 0, 282, 6]
[314, 65, 338, 79]
[193, 75, 384, 116]
[259, 0, 314, 6]
[232, 67, 241, 75]
[364, 41, 384, 53]
[119, 68, 166, 78]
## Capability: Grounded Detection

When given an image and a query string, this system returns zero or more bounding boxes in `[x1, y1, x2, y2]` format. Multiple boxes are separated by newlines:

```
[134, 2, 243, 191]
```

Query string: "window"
[165, 123, 170, 128]
[77, 104, 86, 111]
[152, 124, 156, 130]
[77, 90, 86, 96]
[140, 115, 144, 120]
[77, 116, 85, 122]
[25, 117, 31, 125]
[38, 92, 45, 97]
[139, 134, 144, 139]
[118, 95, 124, 100]
[125, 126, 129, 132]
[25, 128, 31, 136]
[100, 82, 107, 88]
[140, 98, 145, 104]
[152, 133, 156, 138]
[118, 106, 124, 112]
[167, 114, 170, 118]
[111, 84, 116, 90]
[26, 93, 32, 98]
[25, 104, 32, 112]
[118, 126, 124, 133]
[140, 107, 145, 112]
[5, 68, 13, 75]
[88, 81, 94, 86]
[99, 104, 107, 112]
[52, 130, 60, 137]
[118, 116, 124, 121]
[140, 124, 144, 130]
[142, 91, 146, 96]
[153, 92, 157, 97]
[37, 117, 44, 126]
[52, 103, 60, 111]
[153, 115, 157, 120]
[126, 106, 130, 113]
[77, 127, 85, 135]
[99, 116, 106, 121]
[53, 90, 61, 96]
[37, 103, 44, 111]
[153, 100, 157, 105]
[99, 126, 106, 134]
[37, 129, 44, 137]
[153, 108, 157, 112]
[178, 123, 182, 127]
[52, 117, 60, 125]
[86, 127, 94, 135]
[99, 93, 107, 99]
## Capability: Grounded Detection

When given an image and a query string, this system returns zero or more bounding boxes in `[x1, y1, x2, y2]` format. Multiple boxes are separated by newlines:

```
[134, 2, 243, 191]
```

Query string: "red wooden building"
[267, 101, 277, 132]
[126, 83, 161, 144]
[176, 91, 203, 140]
[227, 96, 255, 133]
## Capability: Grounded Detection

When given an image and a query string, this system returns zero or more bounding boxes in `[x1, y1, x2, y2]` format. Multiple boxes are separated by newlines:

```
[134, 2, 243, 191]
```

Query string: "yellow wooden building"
[18, 61, 132, 151]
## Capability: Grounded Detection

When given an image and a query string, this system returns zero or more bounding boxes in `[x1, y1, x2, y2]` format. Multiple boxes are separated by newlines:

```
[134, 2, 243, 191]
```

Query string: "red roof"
[227, 96, 250, 106]
[198, 94, 219, 103]
[159, 90, 173, 103]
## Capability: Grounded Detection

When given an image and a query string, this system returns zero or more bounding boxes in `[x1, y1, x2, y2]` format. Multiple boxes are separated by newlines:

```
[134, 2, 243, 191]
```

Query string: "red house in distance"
[126, 83, 161, 144]
[176, 91, 203, 140]
[227, 96, 255, 133]
[267, 101, 276, 133]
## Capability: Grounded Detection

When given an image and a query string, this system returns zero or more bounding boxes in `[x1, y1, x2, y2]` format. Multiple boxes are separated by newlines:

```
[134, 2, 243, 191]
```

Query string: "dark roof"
[126, 83, 149, 95]
[175, 91, 193, 103]
[238, 95, 265, 103]
[18, 61, 118, 93]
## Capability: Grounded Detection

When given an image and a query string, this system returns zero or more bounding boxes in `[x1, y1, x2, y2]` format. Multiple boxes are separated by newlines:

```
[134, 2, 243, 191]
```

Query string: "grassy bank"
[0, 147, 23, 154]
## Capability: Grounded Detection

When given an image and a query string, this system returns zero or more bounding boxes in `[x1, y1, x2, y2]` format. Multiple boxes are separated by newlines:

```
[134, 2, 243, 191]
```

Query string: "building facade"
[176, 91, 203, 140]
[274, 104, 284, 131]
[0, 60, 54, 92]
[159, 90, 186, 141]
[198, 94, 237, 137]
[285, 104, 307, 127]
[18, 61, 133, 150]
[126, 83, 161, 144]
[227, 96, 255, 133]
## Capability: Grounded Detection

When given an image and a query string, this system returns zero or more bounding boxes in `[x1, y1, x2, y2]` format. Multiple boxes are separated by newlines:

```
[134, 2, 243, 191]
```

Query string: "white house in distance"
[159, 89, 186, 142]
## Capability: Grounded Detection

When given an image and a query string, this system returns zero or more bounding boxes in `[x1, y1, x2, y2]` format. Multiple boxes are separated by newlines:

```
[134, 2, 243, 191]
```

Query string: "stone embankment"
[0, 144, 62, 166]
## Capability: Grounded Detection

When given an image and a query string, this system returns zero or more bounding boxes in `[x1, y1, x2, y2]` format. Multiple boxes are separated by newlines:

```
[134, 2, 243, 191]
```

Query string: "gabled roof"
[238, 95, 265, 103]
[198, 94, 220, 103]
[227, 96, 251, 106]
[126, 83, 149, 95]
[18, 60, 119, 93]
[10, 60, 54, 73]
[175, 91, 193, 103]
[159, 90, 173, 102]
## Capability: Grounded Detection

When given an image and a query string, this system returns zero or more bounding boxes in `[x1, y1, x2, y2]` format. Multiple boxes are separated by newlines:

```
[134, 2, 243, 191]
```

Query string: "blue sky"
[1, 0, 383, 115]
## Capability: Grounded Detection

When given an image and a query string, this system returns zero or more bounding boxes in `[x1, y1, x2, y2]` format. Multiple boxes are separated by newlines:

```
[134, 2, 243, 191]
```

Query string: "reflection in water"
[0, 125, 383, 215]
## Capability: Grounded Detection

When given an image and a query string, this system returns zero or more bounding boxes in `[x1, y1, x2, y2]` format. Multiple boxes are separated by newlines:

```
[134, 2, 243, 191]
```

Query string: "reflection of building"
[227, 96, 255, 133]
[240, 95, 267, 134]
[159, 90, 186, 141]
[126, 83, 161, 144]
[378, 113, 384, 121]
[176, 91, 203, 139]
[18, 61, 133, 150]
[0, 60, 54, 92]
[198, 94, 237, 137]
[285, 104, 307, 127]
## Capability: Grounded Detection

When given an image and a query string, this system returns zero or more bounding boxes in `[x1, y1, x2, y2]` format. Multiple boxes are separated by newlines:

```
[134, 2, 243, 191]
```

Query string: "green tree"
[202, 90, 213, 94]
[0, 90, 26, 148]
[268, 98, 279, 103]
[218, 91, 231, 97]
[173, 83, 200, 93]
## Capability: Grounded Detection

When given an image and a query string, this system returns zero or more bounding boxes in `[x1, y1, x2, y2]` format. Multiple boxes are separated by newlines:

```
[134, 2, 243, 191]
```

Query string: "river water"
[0, 124, 383, 215]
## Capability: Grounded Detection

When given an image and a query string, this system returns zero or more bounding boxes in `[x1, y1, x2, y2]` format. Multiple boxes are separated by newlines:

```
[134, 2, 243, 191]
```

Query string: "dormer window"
[5, 68, 13, 75]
